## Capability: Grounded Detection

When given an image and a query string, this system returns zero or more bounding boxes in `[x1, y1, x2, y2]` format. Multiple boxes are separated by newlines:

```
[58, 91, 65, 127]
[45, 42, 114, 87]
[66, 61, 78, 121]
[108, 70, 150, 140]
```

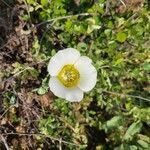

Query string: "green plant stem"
[103, 90, 150, 102]
[34, 13, 96, 28]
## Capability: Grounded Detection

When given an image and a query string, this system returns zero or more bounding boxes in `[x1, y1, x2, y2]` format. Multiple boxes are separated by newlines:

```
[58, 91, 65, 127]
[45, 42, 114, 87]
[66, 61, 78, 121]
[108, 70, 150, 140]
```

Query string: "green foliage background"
[2, 0, 150, 149]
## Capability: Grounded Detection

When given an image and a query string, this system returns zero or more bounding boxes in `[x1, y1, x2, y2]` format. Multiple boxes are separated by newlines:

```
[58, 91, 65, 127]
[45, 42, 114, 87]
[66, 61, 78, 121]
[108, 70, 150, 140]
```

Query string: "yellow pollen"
[57, 64, 80, 88]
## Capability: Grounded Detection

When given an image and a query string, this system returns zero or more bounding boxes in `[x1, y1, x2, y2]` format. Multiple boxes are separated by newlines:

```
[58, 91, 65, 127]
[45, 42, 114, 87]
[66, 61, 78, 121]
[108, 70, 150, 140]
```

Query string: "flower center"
[57, 64, 80, 88]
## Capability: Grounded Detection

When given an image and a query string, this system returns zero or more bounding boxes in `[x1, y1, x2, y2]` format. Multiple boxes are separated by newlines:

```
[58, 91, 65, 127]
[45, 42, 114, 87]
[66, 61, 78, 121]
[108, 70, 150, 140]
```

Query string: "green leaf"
[137, 140, 149, 148]
[10, 95, 16, 105]
[88, 25, 100, 34]
[105, 116, 123, 130]
[28, 68, 39, 78]
[77, 42, 87, 52]
[129, 145, 138, 150]
[26, 0, 35, 4]
[124, 121, 143, 141]
[116, 32, 127, 43]
[41, 0, 48, 6]
[143, 63, 150, 71]
[37, 87, 47, 95]
[36, 75, 49, 95]
[119, 144, 137, 150]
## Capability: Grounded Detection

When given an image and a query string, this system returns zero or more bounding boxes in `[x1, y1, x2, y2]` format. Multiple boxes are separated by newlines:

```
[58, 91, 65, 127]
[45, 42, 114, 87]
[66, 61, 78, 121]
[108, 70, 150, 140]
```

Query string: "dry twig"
[0, 135, 10, 150]
[1, 132, 87, 147]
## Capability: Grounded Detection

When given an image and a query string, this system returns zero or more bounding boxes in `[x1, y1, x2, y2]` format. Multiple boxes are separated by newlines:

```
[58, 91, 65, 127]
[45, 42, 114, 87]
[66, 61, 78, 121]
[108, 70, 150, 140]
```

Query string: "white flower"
[47, 48, 97, 102]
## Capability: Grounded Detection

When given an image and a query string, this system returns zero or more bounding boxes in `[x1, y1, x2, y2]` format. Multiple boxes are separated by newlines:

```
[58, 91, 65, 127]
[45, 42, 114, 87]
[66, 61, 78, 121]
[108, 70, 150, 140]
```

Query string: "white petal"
[49, 77, 84, 102]
[75, 56, 97, 92]
[47, 48, 80, 76]
[49, 77, 65, 98]
[65, 87, 84, 102]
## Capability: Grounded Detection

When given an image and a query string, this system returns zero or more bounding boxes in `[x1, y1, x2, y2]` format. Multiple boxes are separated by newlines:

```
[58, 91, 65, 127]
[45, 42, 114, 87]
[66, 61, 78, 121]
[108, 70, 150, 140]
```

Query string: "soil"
[0, 1, 49, 149]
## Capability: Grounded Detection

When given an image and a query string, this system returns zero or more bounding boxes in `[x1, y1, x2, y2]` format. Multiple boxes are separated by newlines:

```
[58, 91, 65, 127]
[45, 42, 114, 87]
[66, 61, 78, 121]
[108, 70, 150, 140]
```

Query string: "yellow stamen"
[57, 64, 80, 88]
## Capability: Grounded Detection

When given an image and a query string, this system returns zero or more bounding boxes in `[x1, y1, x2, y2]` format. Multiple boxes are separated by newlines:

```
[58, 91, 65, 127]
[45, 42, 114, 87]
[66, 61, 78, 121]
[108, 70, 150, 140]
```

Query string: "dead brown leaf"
[40, 91, 54, 108]
[112, 0, 144, 13]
